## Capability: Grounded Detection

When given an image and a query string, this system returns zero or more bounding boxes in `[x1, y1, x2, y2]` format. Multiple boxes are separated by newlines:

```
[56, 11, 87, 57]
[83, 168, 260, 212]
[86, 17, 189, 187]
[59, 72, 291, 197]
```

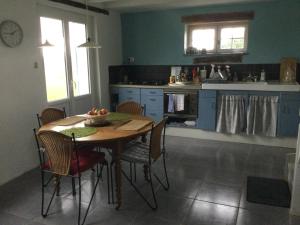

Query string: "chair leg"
[134, 163, 137, 182]
[42, 175, 61, 217]
[143, 164, 150, 182]
[79, 166, 103, 225]
[110, 161, 115, 204]
[148, 166, 158, 210]
[129, 162, 133, 183]
[153, 152, 170, 191]
[121, 168, 157, 210]
[78, 176, 82, 225]
[106, 163, 111, 204]
[72, 177, 76, 196]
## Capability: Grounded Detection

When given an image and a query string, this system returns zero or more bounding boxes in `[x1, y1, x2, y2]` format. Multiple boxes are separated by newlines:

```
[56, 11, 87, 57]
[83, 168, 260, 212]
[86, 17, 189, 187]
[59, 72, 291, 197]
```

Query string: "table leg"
[115, 140, 122, 210]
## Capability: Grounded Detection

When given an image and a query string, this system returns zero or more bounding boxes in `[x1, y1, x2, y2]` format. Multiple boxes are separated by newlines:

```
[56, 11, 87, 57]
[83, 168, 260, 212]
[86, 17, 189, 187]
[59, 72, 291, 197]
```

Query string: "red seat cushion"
[41, 150, 106, 175]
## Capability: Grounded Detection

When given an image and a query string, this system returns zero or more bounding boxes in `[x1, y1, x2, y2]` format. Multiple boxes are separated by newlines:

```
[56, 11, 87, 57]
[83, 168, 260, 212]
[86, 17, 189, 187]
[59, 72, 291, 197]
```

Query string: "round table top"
[38, 114, 153, 144]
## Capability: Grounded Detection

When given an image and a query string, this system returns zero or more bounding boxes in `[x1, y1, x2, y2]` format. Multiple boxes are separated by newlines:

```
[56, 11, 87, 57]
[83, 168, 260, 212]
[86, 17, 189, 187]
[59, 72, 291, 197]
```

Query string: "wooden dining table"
[38, 114, 153, 209]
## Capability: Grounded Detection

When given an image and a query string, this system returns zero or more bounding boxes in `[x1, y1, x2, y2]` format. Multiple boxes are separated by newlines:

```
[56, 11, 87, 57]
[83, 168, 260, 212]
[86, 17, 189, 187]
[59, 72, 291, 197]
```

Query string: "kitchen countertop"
[110, 81, 300, 92]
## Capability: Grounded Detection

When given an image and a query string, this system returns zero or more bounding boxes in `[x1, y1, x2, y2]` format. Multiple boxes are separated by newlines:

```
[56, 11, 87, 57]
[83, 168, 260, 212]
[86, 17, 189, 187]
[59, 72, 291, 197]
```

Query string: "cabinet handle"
[150, 91, 156, 94]
[149, 98, 156, 101]
[127, 90, 133, 93]
[128, 97, 133, 100]
[150, 113, 157, 116]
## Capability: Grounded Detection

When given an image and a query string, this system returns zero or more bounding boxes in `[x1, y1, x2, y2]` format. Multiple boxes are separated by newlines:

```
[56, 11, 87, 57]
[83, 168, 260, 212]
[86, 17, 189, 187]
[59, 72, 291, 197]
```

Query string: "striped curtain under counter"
[216, 95, 246, 134]
[246, 96, 279, 137]
[216, 95, 279, 137]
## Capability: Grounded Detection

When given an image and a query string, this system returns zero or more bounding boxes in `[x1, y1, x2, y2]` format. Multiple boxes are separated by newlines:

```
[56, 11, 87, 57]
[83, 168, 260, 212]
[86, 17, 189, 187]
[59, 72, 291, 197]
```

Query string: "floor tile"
[183, 200, 238, 225]
[196, 181, 242, 207]
[236, 208, 300, 225]
[0, 212, 30, 225]
[139, 194, 194, 224]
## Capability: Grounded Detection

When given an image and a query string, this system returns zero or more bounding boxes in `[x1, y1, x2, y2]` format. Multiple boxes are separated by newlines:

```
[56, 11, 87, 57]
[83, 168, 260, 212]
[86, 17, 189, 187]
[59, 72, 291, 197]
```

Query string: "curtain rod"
[48, 0, 109, 15]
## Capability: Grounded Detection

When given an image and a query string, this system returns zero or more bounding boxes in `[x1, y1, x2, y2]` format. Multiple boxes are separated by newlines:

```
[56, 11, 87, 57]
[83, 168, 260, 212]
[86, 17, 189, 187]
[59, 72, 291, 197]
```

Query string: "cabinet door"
[118, 88, 141, 104]
[278, 99, 300, 137]
[141, 90, 163, 123]
[197, 91, 216, 131]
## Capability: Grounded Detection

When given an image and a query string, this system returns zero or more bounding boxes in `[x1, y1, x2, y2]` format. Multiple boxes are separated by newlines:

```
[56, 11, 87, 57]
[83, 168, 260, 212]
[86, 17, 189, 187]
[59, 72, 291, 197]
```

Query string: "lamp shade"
[78, 37, 101, 49]
[38, 39, 54, 48]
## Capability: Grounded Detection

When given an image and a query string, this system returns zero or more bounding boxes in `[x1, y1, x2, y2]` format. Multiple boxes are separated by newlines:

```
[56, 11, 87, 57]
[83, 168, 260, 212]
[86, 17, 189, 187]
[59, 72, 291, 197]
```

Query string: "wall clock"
[0, 20, 23, 48]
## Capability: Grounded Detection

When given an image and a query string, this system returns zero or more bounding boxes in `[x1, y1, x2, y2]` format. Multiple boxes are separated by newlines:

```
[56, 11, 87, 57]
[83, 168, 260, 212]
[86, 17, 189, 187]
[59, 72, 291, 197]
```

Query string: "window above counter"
[182, 11, 254, 57]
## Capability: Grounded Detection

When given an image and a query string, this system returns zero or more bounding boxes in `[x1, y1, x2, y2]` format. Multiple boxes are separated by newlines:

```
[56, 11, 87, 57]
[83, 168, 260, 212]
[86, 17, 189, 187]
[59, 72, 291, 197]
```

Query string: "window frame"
[185, 21, 249, 55]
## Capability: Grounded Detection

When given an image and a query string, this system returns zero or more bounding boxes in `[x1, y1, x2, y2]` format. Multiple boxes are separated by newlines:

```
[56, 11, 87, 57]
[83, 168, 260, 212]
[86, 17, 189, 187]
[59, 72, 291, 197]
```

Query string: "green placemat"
[106, 112, 130, 121]
[60, 127, 97, 138]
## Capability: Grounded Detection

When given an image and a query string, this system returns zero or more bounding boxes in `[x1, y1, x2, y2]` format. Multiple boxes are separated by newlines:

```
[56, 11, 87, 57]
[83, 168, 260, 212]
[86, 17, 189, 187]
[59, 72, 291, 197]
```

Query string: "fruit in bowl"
[87, 107, 108, 116]
[86, 107, 109, 123]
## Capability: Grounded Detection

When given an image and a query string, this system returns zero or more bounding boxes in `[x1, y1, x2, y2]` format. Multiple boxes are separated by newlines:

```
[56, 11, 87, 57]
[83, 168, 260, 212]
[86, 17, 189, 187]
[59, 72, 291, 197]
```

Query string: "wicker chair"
[35, 130, 110, 225]
[116, 101, 144, 115]
[118, 117, 169, 210]
[37, 107, 66, 127]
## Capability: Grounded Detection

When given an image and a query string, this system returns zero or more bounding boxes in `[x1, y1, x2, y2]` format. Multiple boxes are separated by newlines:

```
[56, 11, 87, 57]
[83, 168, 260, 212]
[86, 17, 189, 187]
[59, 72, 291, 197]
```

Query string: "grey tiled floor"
[1, 136, 300, 225]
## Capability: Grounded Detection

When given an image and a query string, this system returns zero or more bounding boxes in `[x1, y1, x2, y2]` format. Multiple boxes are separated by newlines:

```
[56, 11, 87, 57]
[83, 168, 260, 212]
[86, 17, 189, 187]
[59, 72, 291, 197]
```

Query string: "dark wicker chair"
[37, 107, 66, 127]
[116, 101, 144, 115]
[34, 130, 110, 225]
[117, 117, 169, 209]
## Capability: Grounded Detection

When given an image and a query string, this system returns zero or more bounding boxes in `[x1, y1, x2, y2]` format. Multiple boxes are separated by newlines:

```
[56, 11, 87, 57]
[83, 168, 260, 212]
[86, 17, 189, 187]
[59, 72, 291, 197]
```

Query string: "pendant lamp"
[78, 0, 101, 48]
[38, 39, 54, 48]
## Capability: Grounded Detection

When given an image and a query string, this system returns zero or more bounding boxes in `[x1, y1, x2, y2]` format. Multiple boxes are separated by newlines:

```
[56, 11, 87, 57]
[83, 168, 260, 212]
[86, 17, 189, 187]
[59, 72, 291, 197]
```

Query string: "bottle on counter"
[209, 64, 215, 79]
[192, 67, 200, 84]
[260, 69, 266, 81]
[200, 66, 207, 81]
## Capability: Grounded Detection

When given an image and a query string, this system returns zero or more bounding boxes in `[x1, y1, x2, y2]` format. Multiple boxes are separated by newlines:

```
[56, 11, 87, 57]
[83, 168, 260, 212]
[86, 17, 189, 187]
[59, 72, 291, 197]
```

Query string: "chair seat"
[42, 150, 106, 175]
[121, 143, 150, 164]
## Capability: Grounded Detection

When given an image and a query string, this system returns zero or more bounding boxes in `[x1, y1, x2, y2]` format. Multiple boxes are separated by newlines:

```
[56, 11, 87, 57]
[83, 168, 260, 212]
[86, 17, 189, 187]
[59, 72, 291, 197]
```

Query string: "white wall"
[0, 0, 122, 186]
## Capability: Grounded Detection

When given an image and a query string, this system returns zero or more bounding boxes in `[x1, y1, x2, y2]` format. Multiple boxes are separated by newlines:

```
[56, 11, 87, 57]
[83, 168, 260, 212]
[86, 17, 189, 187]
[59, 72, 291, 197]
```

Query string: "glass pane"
[69, 22, 90, 97]
[40, 17, 68, 102]
[191, 28, 215, 51]
[220, 27, 245, 50]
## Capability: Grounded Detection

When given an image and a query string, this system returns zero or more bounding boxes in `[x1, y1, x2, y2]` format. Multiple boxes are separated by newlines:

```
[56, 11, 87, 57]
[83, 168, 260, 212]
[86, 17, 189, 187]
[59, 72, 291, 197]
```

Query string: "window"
[40, 17, 91, 102]
[185, 21, 248, 54]
[40, 17, 68, 102]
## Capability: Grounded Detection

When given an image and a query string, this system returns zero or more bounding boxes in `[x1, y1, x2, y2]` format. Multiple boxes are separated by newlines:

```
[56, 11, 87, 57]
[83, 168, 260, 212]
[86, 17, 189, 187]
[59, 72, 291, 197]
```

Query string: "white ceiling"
[86, 0, 273, 12]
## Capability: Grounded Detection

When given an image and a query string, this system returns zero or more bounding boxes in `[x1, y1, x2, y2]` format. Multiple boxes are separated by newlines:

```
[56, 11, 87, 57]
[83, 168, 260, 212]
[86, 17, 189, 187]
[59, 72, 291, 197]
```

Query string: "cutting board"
[117, 120, 152, 131]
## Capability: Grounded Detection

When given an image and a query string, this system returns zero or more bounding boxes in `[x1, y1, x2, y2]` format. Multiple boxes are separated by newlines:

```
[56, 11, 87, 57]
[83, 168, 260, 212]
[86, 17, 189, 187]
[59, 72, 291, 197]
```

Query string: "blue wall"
[121, 0, 300, 65]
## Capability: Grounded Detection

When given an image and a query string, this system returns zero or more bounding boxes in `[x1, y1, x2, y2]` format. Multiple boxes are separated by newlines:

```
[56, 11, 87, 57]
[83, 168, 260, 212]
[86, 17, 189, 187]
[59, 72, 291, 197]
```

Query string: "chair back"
[116, 101, 143, 115]
[38, 130, 74, 176]
[37, 107, 66, 127]
[33, 128, 46, 168]
[149, 117, 167, 161]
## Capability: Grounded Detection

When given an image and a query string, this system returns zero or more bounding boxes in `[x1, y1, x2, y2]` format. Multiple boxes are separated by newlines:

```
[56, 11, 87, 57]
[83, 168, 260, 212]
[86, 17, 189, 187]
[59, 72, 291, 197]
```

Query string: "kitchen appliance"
[163, 89, 198, 119]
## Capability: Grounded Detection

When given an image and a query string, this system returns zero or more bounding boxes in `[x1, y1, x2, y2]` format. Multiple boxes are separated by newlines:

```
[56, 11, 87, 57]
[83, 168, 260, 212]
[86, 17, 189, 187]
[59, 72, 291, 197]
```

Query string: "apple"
[99, 108, 108, 115]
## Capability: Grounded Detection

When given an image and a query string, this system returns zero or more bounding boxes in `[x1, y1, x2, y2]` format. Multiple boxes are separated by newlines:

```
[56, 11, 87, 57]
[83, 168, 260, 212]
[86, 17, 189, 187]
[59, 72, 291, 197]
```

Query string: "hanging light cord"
[85, 0, 90, 41]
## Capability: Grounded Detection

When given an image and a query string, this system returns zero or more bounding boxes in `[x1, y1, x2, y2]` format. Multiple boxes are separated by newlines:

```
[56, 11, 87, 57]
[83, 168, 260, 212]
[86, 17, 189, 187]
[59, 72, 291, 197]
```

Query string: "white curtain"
[216, 95, 246, 134]
[246, 96, 278, 137]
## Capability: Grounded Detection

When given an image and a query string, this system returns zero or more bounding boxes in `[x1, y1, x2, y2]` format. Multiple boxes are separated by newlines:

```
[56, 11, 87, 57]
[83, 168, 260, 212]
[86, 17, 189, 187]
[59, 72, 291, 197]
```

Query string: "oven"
[163, 89, 198, 119]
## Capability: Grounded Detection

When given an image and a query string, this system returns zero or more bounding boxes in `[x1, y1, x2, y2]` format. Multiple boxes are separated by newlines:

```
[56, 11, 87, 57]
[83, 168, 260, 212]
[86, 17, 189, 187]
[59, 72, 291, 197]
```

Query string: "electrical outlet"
[34, 62, 38, 69]
[128, 57, 134, 63]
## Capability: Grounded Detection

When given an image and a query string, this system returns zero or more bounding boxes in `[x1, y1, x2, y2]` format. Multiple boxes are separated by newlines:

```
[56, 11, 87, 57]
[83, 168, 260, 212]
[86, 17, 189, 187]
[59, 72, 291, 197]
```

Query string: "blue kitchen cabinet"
[278, 93, 300, 137]
[197, 90, 217, 131]
[141, 88, 163, 123]
[118, 87, 141, 104]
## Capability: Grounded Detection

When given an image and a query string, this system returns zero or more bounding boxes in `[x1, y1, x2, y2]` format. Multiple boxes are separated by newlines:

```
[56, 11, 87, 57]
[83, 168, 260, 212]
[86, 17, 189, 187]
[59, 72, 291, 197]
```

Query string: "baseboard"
[166, 127, 297, 148]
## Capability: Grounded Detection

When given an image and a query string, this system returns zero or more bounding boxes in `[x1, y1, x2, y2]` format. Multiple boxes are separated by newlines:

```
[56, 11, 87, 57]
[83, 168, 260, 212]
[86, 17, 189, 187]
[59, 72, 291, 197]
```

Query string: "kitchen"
[1, 0, 300, 224]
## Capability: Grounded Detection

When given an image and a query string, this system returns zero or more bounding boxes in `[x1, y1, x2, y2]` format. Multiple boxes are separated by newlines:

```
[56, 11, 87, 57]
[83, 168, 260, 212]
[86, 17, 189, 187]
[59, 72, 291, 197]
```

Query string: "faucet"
[217, 66, 227, 80]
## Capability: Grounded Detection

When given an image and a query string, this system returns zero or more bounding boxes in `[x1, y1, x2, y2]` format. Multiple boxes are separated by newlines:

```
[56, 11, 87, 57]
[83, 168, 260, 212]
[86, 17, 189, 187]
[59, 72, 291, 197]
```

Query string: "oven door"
[163, 89, 198, 119]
